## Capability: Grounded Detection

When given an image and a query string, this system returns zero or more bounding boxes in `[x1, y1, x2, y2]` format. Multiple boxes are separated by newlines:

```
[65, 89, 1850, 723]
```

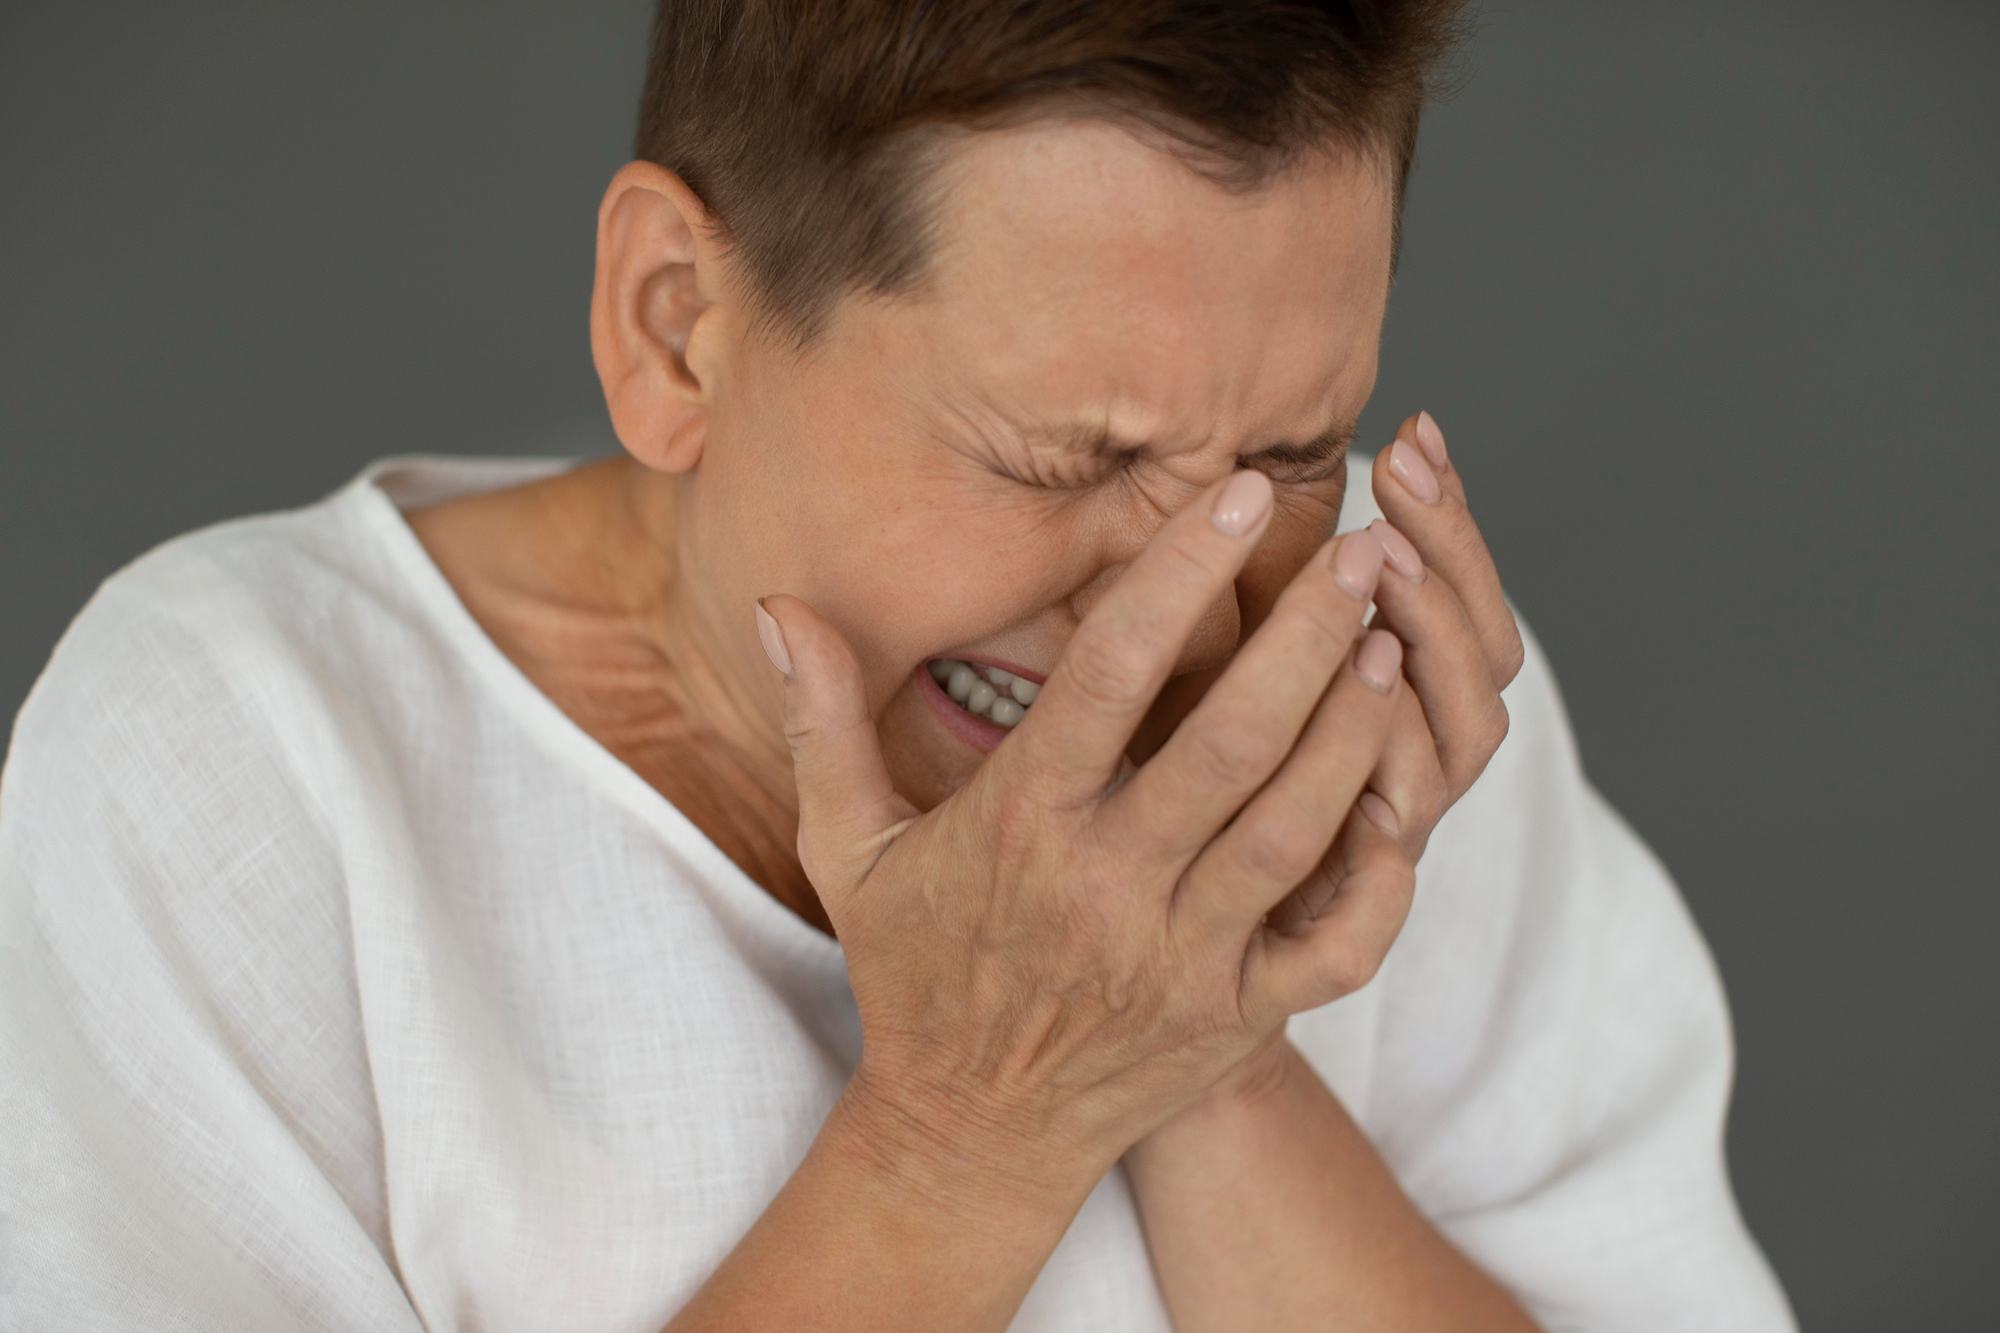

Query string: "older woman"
[0, 2, 1792, 1330]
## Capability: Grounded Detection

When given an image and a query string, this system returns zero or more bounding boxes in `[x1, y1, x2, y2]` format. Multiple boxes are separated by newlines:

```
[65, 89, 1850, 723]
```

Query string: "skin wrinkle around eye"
[927, 333, 1361, 498]
[984, 419, 1356, 493]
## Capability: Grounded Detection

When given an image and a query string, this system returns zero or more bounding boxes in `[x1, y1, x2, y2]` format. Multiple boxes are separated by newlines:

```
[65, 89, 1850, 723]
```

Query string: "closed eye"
[1244, 439, 1349, 485]
[998, 444, 1142, 490]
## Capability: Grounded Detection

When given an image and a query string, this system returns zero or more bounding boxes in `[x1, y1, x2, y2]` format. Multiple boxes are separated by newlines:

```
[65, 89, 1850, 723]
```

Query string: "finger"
[1000, 470, 1276, 808]
[1241, 803, 1418, 1023]
[1172, 629, 1403, 940]
[1099, 527, 1384, 869]
[1365, 518, 1511, 799]
[756, 596, 919, 901]
[1364, 687, 1450, 861]
[1370, 412, 1525, 689]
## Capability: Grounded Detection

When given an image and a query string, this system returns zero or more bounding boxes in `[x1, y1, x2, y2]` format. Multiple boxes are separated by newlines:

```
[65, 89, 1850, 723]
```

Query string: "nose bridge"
[1068, 466, 1197, 607]
[1094, 453, 1230, 564]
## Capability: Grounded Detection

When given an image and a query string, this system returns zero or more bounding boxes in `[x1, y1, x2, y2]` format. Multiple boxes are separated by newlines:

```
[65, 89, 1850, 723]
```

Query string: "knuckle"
[783, 707, 864, 756]
[779, 711, 824, 751]
[1412, 767, 1449, 831]
[1236, 819, 1323, 888]
[794, 827, 848, 893]
[794, 827, 828, 880]
[1494, 628, 1526, 688]
[1314, 940, 1378, 998]
[1478, 698, 1512, 757]
[1290, 595, 1362, 662]
[1156, 529, 1234, 592]
[1439, 494, 1488, 559]
[1060, 632, 1153, 713]
[1383, 856, 1418, 908]
[1181, 719, 1274, 792]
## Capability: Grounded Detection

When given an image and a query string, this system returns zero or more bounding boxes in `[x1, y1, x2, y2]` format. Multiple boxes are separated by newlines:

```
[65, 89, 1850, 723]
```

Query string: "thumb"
[755, 596, 917, 898]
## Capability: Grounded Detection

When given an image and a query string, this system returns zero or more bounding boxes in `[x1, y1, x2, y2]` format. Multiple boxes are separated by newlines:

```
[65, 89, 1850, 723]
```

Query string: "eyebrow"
[1023, 420, 1355, 467]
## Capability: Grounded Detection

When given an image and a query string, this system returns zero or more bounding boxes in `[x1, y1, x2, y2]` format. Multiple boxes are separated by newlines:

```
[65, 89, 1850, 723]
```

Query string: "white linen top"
[0, 454, 1794, 1332]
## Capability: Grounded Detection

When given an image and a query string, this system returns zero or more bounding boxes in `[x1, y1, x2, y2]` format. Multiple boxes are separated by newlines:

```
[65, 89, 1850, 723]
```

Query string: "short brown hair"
[636, 0, 1464, 344]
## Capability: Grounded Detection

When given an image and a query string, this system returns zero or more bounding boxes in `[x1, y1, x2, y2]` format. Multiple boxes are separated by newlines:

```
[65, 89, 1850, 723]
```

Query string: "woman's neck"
[405, 456, 832, 934]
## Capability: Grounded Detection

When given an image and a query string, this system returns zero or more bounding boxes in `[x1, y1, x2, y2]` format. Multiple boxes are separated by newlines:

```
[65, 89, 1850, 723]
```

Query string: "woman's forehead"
[874, 117, 1395, 449]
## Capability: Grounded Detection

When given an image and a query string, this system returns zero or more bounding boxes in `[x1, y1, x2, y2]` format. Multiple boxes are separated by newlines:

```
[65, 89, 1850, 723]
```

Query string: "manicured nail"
[754, 599, 792, 677]
[1368, 519, 1425, 583]
[1331, 527, 1385, 601]
[1359, 791, 1402, 838]
[1211, 469, 1274, 536]
[1415, 410, 1449, 470]
[1388, 439, 1441, 505]
[1354, 628, 1403, 693]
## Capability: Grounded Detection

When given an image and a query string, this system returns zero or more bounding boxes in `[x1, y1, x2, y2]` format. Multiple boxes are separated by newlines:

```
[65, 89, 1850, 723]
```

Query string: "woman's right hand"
[755, 467, 1412, 1202]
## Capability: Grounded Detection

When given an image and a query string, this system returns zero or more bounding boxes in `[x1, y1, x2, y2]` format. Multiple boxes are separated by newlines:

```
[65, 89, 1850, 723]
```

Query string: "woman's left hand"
[1172, 408, 1525, 1108]
[1125, 411, 1544, 1333]
[1357, 408, 1525, 860]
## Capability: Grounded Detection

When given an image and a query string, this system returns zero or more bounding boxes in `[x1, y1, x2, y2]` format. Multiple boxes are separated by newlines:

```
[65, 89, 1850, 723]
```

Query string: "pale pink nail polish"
[1359, 791, 1401, 838]
[1368, 519, 1425, 583]
[1354, 628, 1403, 693]
[754, 600, 793, 677]
[1388, 439, 1441, 505]
[1211, 469, 1273, 536]
[1331, 527, 1385, 601]
[1415, 410, 1449, 470]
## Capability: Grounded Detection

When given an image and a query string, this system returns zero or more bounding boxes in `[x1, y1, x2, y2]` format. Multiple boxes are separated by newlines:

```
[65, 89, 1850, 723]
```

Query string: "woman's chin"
[877, 678, 987, 813]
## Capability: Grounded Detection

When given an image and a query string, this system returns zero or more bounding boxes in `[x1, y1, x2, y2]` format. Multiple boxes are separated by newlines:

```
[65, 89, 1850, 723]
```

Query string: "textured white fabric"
[0, 454, 1794, 1332]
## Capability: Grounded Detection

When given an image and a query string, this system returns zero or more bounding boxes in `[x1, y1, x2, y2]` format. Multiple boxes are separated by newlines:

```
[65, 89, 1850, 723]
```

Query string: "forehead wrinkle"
[955, 302, 1364, 467]
[901, 123, 1389, 471]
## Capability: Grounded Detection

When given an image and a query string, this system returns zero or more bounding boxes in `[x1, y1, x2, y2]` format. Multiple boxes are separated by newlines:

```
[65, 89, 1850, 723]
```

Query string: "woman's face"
[681, 119, 1396, 810]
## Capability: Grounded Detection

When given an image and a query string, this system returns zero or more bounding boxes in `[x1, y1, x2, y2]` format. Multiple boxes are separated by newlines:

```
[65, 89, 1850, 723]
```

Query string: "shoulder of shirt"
[74, 455, 559, 639]
[41, 453, 567, 660]
[5, 455, 568, 782]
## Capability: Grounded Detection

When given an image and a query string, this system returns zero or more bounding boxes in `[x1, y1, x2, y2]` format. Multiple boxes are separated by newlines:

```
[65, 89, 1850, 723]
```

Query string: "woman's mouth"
[914, 657, 1044, 753]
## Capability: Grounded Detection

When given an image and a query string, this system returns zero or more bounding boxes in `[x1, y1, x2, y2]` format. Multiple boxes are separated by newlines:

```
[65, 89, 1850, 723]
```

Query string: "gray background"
[2, 1, 1994, 1326]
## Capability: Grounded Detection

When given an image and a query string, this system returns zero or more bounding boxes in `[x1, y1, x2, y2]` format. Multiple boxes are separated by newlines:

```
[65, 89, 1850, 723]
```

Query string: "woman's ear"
[590, 160, 731, 474]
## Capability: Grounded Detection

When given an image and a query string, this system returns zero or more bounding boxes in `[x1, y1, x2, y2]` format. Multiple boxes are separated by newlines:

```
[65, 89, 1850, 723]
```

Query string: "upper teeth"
[927, 658, 1039, 727]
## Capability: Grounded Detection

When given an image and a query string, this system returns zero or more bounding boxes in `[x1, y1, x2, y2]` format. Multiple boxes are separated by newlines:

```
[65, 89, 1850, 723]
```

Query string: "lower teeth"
[928, 658, 1037, 728]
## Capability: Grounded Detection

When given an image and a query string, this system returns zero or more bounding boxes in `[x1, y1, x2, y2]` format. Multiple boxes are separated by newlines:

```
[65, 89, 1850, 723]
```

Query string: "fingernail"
[1211, 469, 1273, 537]
[1368, 519, 1425, 583]
[1388, 439, 1441, 505]
[1359, 791, 1401, 838]
[754, 599, 792, 677]
[1415, 410, 1449, 470]
[1354, 628, 1403, 693]
[1331, 527, 1385, 601]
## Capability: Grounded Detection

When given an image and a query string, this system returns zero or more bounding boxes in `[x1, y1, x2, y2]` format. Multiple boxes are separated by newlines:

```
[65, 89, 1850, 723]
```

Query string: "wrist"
[1128, 1033, 1301, 1170]
[669, 1064, 1097, 1330]
[831, 1061, 1103, 1240]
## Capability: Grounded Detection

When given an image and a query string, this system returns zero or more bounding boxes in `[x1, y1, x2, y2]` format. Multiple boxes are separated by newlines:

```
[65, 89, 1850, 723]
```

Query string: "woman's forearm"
[1125, 1041, 1542, 1333]
[665, 1078, 1095, 1332]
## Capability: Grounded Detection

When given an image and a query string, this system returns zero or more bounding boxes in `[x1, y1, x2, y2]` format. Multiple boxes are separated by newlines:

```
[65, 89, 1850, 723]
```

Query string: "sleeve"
[1361, 621, 1796, 1333]
[0, 562, 425, 1331]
